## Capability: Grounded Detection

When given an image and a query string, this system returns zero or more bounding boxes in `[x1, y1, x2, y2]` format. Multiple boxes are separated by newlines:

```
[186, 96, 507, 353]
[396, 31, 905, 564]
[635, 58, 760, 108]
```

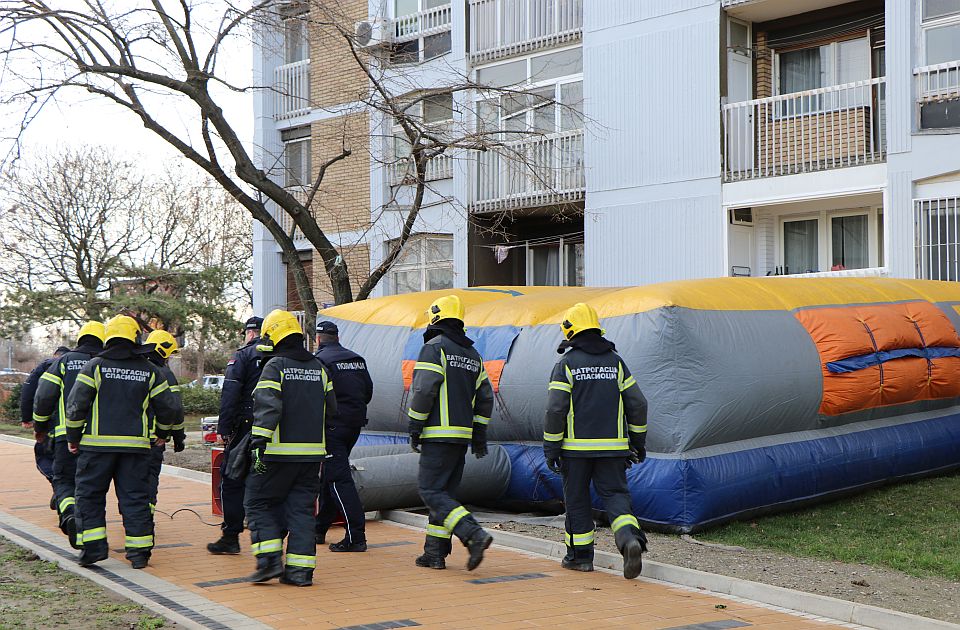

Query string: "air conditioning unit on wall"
[354, 19, 391, 48]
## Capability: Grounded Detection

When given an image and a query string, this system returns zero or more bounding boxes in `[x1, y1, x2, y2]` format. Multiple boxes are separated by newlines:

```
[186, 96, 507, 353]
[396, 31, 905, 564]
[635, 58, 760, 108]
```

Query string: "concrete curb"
[381, 510, 958, 630]
[0, 434, 36, 447]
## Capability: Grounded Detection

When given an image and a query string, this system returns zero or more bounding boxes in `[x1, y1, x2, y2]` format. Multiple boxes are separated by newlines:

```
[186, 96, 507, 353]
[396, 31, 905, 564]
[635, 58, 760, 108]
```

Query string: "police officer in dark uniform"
[208, 316, 264, 555]
[245, 309, 336, 586]
[543, 302, 649, 579]
[22, 345, 70, 502]
[65, 315, 180, 569]
[33, 322, 105, 548]
[407, 295, 495, 571]
[143, 330, 186, 517]
[313, 320, 373, 552]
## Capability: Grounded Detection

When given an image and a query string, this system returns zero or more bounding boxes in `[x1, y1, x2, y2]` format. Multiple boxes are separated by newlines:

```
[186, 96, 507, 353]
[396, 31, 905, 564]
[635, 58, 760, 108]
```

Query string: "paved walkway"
[0, 440, 847, 629]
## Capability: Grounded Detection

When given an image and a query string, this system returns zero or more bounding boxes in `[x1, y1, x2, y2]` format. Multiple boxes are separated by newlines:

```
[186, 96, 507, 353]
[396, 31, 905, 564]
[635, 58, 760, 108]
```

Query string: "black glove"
[543, 443, 562, 474]
[173, 434, 185, 453]
[631, 443, 646, 463]
[250, 438, 267, 475]
[471, 425, 488, 459]
[408, 419, 423, 453]
[625, 450, 640, 469]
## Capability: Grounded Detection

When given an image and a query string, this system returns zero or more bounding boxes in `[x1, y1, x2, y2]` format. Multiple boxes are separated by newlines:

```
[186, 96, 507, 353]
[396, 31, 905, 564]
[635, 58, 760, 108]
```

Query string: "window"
[281, 127, 311, 188]
[527, 238, 583, 286]
[281, 4, 309, 64]
[389, 0, 451, 64]
[919, 0, 960, 130]
[831, 215, 869, 270]
[390, 93, 454, 184]
[916, 197, 960, 281]
[783, 219, 819, 275]
[776, 37, 870, 95]
[386, 235, 454, 294]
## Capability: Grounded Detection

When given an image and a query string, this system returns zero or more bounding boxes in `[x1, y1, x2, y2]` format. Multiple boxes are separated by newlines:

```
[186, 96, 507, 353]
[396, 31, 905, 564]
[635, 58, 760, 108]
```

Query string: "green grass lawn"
[701, 471, 960, 581]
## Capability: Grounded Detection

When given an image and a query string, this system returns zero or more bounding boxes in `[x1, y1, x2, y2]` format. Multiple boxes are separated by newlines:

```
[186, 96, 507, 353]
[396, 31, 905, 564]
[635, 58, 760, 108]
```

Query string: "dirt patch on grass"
[161, 442, 213, 473]
[0, 538, 169, 629]
[494, 521, 960, 624]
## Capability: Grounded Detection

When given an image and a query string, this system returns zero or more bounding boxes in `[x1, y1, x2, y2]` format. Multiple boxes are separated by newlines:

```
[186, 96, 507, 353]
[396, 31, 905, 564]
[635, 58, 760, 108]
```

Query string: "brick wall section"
[312, 243, 371, 304]
[309, 0, 368, 110]
[755, 31, 772, 100]
[310, 112, 371, 233]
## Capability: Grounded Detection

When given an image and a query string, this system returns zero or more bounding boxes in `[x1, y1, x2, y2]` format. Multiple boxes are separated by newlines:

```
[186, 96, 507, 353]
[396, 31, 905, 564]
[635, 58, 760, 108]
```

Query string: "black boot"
[415, 553, 446, 569]
[615, 525, 647, 580]
[279, 566, 313, 587]
[207, 533, 240, 555]
[60, 512, 80, 550]
[561, 545, 593, 572]
[329, 538, 367, 553]
[315, 528, 327, 545]
[49, 493, 57, 511]
[465, 531, 494, 571]
[78, 545, 108, 567]
[247, 553, 283, 583]
[129, 554, 149, 570]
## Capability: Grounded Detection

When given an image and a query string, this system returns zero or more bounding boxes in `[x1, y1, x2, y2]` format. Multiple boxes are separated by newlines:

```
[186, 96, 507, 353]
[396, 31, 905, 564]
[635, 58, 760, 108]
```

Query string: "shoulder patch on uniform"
[227, 360, 236, 366]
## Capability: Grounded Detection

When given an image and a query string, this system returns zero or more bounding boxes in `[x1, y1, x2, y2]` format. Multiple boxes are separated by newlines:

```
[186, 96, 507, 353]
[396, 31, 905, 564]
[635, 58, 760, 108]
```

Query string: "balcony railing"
[274, 59, 311, 120]
[470, 129, 584, 212]
[469, 0, 582, 64]
[388, 154, 454, 186]
[722, 77, 886, 182]
[391, 4, 452, 43]
[278, 187, 309, 242]
[916, 60, 960, 104]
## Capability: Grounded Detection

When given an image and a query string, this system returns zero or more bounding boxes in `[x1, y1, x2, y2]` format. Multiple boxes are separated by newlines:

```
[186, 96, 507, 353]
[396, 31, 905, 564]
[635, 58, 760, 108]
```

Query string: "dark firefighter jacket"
[407, 330, 494, 445]
[20, 358, 54, 426]
[33, 342, 101, 440]
[250, 350, 337, 462]
[147, 357, 185, 441]
[543, 333, 648, 457]
[315, 342, 373, 428]
[64, 346, 181, 452]
[218, 337, 264, 438]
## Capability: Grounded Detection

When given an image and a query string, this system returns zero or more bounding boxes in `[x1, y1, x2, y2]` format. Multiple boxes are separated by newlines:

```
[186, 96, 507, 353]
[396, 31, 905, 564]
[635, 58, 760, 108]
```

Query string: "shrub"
[179, 385, 221, 415]
[0, 382, 23, 423]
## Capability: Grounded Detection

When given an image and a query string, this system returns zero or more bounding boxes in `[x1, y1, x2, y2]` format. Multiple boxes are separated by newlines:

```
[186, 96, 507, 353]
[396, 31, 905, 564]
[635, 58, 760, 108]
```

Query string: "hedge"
[179, 385, 221, 415]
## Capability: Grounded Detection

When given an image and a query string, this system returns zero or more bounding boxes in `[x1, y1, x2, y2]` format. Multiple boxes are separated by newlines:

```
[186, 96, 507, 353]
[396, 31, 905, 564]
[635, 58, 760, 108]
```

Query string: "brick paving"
[0, 440, 845, 629]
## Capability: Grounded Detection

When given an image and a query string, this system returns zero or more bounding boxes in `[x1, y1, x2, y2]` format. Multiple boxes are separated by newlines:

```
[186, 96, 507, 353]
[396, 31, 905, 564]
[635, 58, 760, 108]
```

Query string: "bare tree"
[0, 1, 583, 328]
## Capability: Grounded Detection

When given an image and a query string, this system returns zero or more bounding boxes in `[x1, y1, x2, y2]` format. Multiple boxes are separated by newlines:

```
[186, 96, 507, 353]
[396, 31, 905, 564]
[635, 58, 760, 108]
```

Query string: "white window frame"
[524, 236, 584, 287]
[773, 36, 872, 96]
[775, 207, 883, 274]
[390, 94, 455, 183]
[385, 234, 455, 294]
[920, 3, 960, 67]
[390, 0, 452, 64]
[283, 136, 312, 189]
[280, 4, 310, 65]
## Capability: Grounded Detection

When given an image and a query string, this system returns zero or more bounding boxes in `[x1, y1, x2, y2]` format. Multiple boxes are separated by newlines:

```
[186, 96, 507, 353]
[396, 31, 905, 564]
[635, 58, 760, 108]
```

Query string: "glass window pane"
[423, 94, 454, 123]
[426, 238, 453, 262]
[423, 31, 452, 59]
[476, 100, 498, 132]
[560, 81, 584, 130]
[390, 40, 419, 64]
[564, 242, 584, 286]
[779, 47, 823, 94]
[925, 23, 960, 65]
[284, 141, 303, 187]
[836, 38, 870, 84]
[783, 219, 819, 274]
[477, 60, 526, 88]
[391, 270, 422, 294]
[395, 0, 418, 17]
[877, 211, 884, 268]
[730, 21, 749, 50]
[284, 18, 307, 63]
[426, 267, 454, 290]
[831, 215, 869, 270]
[530, 48, 583, 82]
[531, 246, 560, 285]
[395, 240, 422, 266]
[424, 0, 450, 7]
[923, 0, 960, 20]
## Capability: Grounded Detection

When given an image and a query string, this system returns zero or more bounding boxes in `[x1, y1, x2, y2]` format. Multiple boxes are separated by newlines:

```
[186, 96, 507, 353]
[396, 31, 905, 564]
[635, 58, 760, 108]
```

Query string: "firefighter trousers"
[245, 461, 321, 576]
[316, 425, 365, 544]
[561, 456, 644, 562]
[52, 438, 79, 519]
[417, 442, 483, 558]
[75, 450, 154, 561]
[147, 443, 165, 517]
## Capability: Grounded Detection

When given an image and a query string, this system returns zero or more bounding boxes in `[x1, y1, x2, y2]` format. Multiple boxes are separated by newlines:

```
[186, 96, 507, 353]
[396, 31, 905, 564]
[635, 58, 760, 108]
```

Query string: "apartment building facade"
[252, 0, 960, 315]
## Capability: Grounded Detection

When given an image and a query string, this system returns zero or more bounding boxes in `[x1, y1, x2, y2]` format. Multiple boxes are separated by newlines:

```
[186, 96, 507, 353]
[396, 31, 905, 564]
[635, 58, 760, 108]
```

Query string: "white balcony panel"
[916, 60, 960, 104]
[771, 267, 889, 279]
[277, 187, 310, 243]
[722, 78, 887, 182]
[387, 154, 454, 186]
[470, 129, 584, 212]
[469, 0, 582, 64]
[391, 4, 453, 44]
[274, 59, 311, 120]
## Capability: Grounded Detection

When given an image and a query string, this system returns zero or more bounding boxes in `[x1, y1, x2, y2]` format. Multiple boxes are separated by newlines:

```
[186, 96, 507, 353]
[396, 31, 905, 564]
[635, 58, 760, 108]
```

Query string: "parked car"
[186, 374, 224, 390]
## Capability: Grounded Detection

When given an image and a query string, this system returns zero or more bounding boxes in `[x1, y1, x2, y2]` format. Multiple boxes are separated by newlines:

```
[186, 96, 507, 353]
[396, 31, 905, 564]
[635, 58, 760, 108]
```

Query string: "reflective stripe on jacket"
[33, 351, 96, 439]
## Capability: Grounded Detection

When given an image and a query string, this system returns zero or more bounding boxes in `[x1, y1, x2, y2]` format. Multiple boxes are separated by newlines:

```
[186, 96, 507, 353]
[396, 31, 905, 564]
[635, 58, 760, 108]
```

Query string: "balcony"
[470, 129, 584, 213]
[469, 0, 582, 65]
[274, 59, 311, 120]
[917, 60, 960, 103]
[277, 187, 309, 242]
[722, 78, 887, 182]
[391, 4, 452, 44]
[387, 154, 454, 186]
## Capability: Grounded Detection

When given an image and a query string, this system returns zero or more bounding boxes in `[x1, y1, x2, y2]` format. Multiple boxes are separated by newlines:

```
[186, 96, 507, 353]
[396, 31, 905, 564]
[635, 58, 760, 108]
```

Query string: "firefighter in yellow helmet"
[244, 309, 337, 586]
[543, 303, 649, 579]
[143, 330, 186, 518]
[33, 321, 105, 548]
[407, 294, 495, 571]
[65, 315, 180, 569]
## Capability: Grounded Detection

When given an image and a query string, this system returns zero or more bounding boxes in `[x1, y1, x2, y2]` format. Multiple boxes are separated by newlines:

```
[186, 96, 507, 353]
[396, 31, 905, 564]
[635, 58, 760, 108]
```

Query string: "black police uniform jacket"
[315, 342, 373, 428]
[543, 334, 648, 458]
[407, 332, 494, 445]
[21, 357, 54, 426]
[250, 354, 338, 462]
[218, 337, 264, 438]
[64, 349, 181, 452]
[33, 340, 101, 440]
